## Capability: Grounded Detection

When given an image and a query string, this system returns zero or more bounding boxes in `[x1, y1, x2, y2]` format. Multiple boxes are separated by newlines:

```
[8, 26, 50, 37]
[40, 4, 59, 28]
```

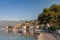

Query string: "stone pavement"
[37, 32, 60, 40]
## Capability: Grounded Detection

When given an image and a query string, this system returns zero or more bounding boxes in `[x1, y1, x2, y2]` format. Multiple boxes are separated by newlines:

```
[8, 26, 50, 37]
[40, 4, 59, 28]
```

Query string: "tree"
[38, 4, 60, 24]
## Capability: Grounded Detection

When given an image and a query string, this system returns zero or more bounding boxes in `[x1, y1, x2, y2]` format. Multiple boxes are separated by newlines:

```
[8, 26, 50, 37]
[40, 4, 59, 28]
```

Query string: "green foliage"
[38, 4, 60, 24]
[54, 25, 59, 30]
[50, 4, 60, 12]
[43, 8, 50, 13]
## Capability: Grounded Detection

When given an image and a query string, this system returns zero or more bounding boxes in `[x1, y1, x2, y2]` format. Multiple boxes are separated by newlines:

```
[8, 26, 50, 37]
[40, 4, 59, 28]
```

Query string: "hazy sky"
[0, 0, 60, 21]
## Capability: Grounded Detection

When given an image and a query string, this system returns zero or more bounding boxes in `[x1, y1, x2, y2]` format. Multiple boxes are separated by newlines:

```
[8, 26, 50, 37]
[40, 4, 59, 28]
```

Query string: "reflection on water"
[0, 30, 38, 40]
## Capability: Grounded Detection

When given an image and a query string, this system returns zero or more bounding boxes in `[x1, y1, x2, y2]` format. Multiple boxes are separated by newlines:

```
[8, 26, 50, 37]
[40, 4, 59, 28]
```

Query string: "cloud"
[0, 17, 27, 21]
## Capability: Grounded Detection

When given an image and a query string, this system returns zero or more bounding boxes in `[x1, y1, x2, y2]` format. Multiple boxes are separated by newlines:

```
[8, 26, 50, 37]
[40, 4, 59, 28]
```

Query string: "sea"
[0, 29, 38, 40]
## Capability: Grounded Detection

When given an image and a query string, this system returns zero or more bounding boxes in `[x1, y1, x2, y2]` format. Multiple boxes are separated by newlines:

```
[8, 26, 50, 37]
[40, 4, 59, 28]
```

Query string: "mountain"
[0, 20, 26, 28]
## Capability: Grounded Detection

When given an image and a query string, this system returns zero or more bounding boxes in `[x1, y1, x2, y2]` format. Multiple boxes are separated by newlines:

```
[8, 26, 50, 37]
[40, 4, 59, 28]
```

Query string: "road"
[37, 32, 60, 40]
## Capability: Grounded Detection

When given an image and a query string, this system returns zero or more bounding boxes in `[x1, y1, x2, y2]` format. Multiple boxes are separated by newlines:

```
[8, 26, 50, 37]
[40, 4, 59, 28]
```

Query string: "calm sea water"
[0, 30, 38, 40]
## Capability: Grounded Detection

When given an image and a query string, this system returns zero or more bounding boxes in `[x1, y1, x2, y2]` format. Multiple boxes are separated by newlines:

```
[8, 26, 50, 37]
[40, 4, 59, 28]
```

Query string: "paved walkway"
[37, 32, 60, 40]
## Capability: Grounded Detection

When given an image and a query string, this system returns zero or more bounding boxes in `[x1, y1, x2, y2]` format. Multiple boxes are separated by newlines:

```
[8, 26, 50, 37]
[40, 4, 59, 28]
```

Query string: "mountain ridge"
[0, 20, 26, 28]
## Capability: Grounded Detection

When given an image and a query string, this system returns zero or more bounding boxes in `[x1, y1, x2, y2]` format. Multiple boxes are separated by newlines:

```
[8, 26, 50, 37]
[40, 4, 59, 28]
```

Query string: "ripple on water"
[0, 31, 37, 40]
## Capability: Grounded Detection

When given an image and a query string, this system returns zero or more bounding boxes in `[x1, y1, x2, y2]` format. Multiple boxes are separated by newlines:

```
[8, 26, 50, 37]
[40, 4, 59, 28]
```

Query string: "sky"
[0, 0, 60, 21]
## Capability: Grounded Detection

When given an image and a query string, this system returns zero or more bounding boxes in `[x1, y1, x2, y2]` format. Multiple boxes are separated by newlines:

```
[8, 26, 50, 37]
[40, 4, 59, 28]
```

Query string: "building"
[6, 26, 14, 32]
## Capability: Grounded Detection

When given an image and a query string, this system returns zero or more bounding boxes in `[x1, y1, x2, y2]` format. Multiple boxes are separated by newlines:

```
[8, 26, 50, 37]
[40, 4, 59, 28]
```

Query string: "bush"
[54, 25, 59, 30]
[49, 25, 59, 31]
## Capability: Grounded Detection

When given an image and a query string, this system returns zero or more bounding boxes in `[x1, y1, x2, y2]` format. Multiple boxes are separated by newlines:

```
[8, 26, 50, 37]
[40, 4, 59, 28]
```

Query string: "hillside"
[0, 20, 26, 28]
